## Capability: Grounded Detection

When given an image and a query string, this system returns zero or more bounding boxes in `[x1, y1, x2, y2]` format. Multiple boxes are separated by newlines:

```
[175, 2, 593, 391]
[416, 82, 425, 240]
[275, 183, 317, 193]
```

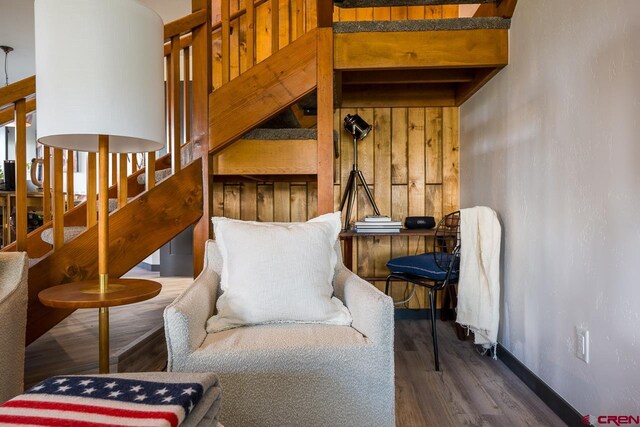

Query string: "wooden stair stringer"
[25, 159, 203, 345]
[3, 154, 175, 259]
[209, 29, 318, 154]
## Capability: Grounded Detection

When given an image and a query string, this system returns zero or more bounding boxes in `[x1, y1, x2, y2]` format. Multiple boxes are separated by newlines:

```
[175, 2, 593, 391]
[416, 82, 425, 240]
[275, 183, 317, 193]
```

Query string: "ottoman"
[0, 372, 222, 426]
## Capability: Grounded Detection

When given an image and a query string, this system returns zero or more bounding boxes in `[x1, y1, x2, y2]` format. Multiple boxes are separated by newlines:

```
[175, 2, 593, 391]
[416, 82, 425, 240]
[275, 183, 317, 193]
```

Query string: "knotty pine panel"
[212, 107, 458, 309]
[334, 3, 457, 22]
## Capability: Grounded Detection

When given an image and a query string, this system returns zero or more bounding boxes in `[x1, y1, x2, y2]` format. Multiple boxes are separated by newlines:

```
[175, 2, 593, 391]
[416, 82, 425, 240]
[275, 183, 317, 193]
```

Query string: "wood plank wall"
[212, 107, 459, 308]
[210, 2, 460, 308]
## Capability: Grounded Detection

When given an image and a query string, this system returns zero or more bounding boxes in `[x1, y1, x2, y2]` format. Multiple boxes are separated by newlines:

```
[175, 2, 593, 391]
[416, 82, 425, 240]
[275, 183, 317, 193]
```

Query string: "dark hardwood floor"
[395, 320, 565, 426]
[25, 270, 565, 426]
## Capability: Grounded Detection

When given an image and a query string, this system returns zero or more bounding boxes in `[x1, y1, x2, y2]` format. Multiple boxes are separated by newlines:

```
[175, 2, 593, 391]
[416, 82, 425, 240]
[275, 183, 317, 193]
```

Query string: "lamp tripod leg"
[344, 171, 357, 230]
[339, 171, 356, 211]
[356, 169, 381, 216]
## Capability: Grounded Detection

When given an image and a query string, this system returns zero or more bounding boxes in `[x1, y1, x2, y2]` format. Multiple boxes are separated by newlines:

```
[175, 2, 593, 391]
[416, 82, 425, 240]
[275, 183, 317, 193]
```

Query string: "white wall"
[460, 0, 640, 416]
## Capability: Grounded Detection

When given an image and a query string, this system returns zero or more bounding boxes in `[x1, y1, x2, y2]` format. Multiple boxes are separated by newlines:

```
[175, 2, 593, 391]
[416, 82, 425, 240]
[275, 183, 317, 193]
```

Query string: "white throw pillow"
[206, 212, 352, 332]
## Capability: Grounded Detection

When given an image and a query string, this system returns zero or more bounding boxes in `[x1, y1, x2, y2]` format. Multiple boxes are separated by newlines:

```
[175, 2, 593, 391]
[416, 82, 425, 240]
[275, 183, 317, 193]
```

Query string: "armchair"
[164, 240, 395, 427]
[0, 252, 29, 403]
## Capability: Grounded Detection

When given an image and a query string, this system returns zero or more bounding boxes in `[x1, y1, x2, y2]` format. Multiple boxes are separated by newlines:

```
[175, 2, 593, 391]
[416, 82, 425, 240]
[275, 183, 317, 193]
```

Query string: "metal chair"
[385, 211, 461, 371]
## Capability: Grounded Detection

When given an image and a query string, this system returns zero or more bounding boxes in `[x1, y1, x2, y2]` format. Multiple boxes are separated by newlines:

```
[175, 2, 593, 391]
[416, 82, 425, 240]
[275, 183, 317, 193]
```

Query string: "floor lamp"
[339, 114, 381, 229]
[35, 0, 165, 374]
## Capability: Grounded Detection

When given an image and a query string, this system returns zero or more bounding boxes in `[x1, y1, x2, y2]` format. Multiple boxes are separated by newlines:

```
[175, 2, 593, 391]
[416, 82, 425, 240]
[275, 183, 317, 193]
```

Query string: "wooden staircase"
[0, 0, 516, 344]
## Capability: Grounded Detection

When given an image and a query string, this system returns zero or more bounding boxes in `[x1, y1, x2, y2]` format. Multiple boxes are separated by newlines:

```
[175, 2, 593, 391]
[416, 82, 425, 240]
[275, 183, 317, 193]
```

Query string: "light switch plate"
[576, 328, 590, 363]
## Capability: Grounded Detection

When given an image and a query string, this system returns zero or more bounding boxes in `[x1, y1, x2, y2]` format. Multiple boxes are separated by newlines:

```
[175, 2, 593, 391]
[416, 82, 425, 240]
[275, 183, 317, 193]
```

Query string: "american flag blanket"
[0, 373, 221, 427]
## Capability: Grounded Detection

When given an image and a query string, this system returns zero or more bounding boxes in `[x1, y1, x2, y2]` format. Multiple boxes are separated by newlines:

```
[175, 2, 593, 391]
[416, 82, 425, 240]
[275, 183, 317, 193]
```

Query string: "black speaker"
[405, 216, 436, 230]
[4, 160, 15, 191]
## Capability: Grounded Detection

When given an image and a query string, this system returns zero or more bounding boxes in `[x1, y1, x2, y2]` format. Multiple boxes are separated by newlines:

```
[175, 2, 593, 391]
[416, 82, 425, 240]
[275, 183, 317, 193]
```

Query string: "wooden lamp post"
[35, 0, 165, 374]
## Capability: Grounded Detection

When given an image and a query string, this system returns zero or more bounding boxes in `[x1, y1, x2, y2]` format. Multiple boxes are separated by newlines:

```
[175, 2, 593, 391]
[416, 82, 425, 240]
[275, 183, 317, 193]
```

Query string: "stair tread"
[241, 128, 318, 140]
[41, 226, 86, 245]
[334, 17, 510, 33]
[335, 0, 495, 8]
[136, 168, 172, 185]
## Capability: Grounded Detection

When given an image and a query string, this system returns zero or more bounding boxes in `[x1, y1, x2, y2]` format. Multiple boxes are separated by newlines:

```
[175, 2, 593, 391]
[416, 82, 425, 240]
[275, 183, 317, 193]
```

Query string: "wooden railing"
[0, 9, 210, 260]
[212, 0, 329, 89]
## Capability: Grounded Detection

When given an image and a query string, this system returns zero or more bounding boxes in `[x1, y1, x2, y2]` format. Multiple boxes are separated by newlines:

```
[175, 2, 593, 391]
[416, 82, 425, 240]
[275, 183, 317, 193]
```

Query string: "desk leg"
[343, 237, 353, 271]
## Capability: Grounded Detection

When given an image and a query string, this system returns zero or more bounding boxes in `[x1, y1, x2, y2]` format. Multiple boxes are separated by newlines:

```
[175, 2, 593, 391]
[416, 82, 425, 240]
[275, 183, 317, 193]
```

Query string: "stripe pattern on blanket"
[0, 376, 205, 426]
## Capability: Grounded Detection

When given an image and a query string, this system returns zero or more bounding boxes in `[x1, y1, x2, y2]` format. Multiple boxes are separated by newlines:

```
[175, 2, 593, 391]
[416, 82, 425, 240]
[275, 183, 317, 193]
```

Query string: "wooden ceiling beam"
[474, 0, 517, 18]
[455, 67, 504, 105]
[335, 29, 509, 71]
[341, 83, 456, 108]
[342, 69, 477, 85]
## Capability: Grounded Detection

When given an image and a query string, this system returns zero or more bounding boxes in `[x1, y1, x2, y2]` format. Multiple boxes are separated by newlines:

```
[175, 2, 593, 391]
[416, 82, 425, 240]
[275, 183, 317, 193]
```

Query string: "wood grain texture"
[342, 69, 476, 86]
[373, 108, 392, 281]
[14, 99, 27, 252]
[394, 319, 563, 426]
[334, 30, 509, 70]
[213, 139, 318, 175]
[1, 151, 154, 257]
[164, 10, 208, 40]
[52, 149, 65, 250]
[0, 98, 36, 128]
[391, 108, 408, 185]
[118, 153, 128, 209]
[209, 29, 317, 153]
[191, 0, 213, 277]
[25, 159, 203, 344]
[442, 107, 458, 216]
[316, 27, 334, 214]
[86, 153, 97, 227]
[474, 0, 517, 18]
[425, 108, 443, 184]
[455, 67, 505, 106]
[0, 76, 35, 107]
[43, 146, 51, 223]
[170, 36, 182, 173]
[39, 278, 162, 309]
[25, 271, 190, 387]
[341, 84, 456, 108]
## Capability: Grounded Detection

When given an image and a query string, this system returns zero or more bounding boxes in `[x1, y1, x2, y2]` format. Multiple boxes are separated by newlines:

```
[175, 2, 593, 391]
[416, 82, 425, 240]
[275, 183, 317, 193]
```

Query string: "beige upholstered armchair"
[164, 240, 395, 427]
[0, 252, 29, 403]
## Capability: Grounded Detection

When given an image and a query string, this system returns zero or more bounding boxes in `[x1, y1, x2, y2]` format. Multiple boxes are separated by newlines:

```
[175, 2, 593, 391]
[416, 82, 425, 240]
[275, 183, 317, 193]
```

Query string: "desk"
[339, 228, 436, 273]
[0, 191, 44, 247]
[339, 228, 463, 335]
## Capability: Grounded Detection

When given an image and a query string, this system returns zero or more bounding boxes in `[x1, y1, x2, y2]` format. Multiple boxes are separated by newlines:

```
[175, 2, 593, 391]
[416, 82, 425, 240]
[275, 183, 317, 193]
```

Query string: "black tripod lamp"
[339, 114, 381, 229]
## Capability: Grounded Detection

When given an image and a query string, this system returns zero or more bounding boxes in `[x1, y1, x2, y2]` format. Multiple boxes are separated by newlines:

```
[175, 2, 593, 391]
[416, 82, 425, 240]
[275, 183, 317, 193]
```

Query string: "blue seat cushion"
[386, 252, 458, 282]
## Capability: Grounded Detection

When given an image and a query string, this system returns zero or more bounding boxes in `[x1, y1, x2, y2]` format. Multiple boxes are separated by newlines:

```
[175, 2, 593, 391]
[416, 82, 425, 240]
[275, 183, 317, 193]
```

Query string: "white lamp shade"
[34, 0, 165, 153]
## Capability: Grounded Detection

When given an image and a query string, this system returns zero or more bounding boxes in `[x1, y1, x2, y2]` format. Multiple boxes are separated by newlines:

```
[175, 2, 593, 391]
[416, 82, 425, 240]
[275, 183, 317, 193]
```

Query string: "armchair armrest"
[164, 267, 219, 370]
[333, 265, 394, 345]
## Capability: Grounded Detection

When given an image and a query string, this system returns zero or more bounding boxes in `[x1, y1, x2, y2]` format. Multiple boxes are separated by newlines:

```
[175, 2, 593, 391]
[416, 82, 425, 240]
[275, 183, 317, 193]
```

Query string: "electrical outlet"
[576, 328, 590, 363]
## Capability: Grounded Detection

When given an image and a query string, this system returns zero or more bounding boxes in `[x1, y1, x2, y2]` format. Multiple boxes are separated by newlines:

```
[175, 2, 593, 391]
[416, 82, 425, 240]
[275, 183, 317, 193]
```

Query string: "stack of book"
[353, 215, 402, 233]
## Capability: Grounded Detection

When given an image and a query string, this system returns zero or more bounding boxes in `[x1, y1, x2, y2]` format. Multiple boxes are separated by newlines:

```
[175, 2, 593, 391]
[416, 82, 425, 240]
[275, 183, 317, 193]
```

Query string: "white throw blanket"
[456, 206, 501, 357]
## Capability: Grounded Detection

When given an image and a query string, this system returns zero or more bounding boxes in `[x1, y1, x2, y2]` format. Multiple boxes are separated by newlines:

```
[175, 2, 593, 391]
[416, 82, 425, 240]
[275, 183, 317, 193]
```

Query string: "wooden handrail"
[211, 0, 268, 31]
[0, 76, 36, 107]
[164, 9, 208, 40]
[0, 98, 36, 127]
[163, 34, 192, 56]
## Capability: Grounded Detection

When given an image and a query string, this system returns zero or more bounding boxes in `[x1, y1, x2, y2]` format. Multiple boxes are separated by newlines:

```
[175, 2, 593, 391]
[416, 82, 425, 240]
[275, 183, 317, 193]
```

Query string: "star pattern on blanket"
[24, 376, 205, 417]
